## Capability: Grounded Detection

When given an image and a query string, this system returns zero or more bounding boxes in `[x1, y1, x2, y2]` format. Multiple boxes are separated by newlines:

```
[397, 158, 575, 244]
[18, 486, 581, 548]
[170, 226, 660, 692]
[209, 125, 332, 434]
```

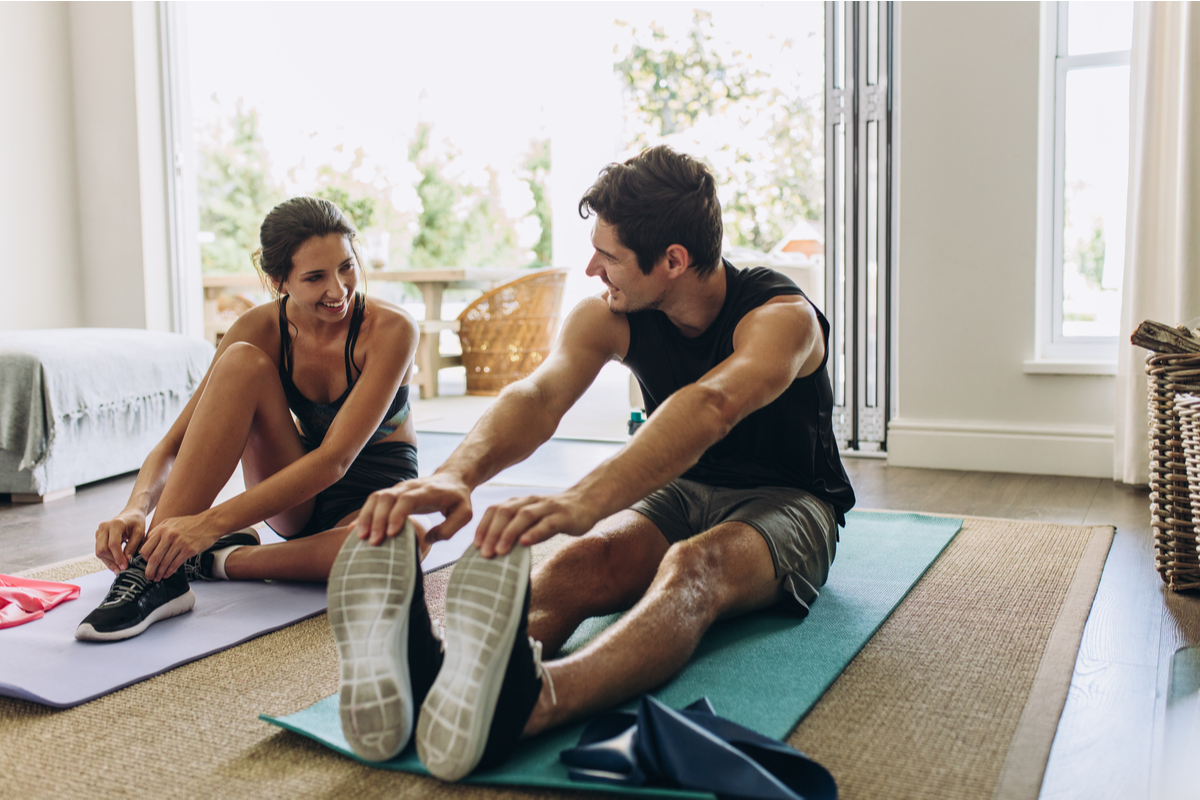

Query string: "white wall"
[0, 3, 84, 330]
[888, 1, 1115, 478]
[70, 1, 174, 332]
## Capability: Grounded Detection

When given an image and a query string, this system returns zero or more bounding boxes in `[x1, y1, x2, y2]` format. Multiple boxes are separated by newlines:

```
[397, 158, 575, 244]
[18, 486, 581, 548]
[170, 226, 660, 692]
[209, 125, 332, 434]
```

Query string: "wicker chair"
[456, 268, 568, 396]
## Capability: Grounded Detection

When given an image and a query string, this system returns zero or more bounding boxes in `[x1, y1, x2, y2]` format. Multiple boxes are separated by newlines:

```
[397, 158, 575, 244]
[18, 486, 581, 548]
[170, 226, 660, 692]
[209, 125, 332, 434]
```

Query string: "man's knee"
[655, 539, 724, 613]
[536, 530, 654, 612]
[541, 535, 622, 594]
[655, 528, 779, 618]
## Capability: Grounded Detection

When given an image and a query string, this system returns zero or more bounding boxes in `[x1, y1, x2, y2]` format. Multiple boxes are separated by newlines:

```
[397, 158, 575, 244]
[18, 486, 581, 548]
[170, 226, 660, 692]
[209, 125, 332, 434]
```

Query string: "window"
[1036, 1, 1133, 365]
[181, 4, 826, 340]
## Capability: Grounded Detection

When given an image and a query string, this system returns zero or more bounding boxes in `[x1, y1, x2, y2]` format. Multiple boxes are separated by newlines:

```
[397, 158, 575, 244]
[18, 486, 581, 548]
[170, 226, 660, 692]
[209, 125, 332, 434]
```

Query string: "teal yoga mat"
[261, 510, 962, 795]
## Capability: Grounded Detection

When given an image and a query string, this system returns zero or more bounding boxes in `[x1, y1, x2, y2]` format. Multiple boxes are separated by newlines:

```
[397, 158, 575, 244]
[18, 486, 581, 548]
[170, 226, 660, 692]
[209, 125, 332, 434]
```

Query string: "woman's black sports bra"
[277, 293, 409, 446]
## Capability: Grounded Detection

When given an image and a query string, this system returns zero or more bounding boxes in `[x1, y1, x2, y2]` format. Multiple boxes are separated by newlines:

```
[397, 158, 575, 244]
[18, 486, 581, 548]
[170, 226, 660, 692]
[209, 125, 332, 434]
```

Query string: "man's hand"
[474, 489, 601, 558]
[356, 472, 475, 546]
[95, 510, 148, 573]
[139, 513, 222, 581]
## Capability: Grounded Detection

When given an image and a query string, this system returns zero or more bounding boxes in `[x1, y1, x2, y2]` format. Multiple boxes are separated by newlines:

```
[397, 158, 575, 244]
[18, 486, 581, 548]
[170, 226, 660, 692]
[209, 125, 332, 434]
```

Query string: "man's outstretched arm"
[355, 296, 625, 545]
[474, 294, 826, 556]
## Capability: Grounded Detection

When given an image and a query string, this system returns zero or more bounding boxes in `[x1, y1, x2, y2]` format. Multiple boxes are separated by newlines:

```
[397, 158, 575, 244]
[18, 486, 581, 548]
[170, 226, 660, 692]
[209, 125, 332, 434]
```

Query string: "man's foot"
[328, 521, 443, 762]
[182, 527, 261, 581]
[416, 544, 546, 781]
[75, 555, 195, 641]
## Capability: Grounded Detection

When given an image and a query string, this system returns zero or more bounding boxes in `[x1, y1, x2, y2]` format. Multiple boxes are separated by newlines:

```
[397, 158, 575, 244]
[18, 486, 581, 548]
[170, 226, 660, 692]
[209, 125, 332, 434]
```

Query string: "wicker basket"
[1147, 353, 1200, 590]
[1179, 394, 1200, 585]
[457, 269, 568, 396]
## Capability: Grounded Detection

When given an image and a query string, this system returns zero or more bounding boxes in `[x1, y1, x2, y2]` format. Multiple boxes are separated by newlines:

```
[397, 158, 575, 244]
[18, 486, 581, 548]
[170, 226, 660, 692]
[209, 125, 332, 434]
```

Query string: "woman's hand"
[95, 510, 148, 573]
[139, 514, 222, 581]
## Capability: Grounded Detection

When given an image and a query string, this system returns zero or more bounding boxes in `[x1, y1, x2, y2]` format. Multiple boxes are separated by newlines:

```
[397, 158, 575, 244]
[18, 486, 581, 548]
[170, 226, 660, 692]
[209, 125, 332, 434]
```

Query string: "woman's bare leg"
[225, 525, 356, 582]
[150, 342, 312, 535]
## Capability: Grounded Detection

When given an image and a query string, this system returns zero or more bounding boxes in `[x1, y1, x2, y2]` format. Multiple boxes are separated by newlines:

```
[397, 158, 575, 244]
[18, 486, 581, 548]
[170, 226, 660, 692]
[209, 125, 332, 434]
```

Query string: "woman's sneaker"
[328, 522, 444, 762]
[75, 555, 196, 641]
[416, 544, 546, 781]
[183, 528, 261, 581]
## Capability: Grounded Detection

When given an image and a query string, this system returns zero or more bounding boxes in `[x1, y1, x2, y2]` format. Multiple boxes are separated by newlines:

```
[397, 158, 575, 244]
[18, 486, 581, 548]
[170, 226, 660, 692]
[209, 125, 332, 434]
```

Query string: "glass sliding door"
[825, 1, 892, 453]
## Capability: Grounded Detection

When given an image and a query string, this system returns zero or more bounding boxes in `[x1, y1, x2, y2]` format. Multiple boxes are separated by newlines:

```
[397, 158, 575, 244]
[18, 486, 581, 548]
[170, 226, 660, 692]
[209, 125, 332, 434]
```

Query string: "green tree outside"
[1074, 225, 1106, 289]
[196, 100, 284, 274]
[521, 139, 552, 267]
[197, 113, 552, 278]
[407, 122, 470, 270]
[313, 184, 376, 232]
[407, 122, 532, 271]
[614, 10, 823, 252]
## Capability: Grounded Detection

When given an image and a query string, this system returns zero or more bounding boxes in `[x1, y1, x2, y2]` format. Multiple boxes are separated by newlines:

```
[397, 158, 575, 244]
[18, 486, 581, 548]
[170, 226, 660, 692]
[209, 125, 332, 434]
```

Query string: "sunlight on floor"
[411, 361, 638, 443]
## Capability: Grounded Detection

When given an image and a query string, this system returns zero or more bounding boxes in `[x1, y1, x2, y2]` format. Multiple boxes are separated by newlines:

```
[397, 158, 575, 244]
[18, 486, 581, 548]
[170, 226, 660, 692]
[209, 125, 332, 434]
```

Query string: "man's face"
[585, 219, 666, 314]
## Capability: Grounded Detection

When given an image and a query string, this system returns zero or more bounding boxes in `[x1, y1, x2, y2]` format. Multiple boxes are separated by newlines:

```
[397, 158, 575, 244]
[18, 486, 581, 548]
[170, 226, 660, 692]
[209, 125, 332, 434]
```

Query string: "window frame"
[1033, 1, 1130, 367]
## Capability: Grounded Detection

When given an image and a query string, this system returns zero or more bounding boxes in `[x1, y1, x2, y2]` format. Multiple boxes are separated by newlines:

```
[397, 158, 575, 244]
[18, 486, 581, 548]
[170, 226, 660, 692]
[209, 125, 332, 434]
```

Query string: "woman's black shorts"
[278, 440, 418, 539]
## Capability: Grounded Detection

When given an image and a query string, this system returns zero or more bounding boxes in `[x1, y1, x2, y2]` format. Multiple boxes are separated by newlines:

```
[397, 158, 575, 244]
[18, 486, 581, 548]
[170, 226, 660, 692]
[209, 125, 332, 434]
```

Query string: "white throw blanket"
[0, 329, 214, 471]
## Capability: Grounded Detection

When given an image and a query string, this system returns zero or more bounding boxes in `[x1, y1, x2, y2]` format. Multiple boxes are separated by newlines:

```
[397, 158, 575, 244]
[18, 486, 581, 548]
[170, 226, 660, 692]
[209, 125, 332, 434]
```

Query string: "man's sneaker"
[416, 544, 546, 781]
[75, 555, 195, 642]
[183, 527, 261, 581]
[328, 521, 444, 762]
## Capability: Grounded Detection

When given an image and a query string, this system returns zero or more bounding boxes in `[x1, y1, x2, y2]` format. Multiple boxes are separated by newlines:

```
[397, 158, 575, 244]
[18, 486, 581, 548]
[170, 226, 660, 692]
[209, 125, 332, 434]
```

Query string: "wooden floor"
[3, 439, 1197, 799]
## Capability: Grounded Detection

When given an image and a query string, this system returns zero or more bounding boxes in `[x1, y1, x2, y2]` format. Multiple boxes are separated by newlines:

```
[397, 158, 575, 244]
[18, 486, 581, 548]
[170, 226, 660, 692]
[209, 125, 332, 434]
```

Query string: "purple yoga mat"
[0, 484, 556, 708]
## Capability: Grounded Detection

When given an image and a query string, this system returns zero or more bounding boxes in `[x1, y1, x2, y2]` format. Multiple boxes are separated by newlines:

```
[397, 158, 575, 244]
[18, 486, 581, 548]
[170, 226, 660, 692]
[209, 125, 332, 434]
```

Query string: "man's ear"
[662, 244, 691, 278]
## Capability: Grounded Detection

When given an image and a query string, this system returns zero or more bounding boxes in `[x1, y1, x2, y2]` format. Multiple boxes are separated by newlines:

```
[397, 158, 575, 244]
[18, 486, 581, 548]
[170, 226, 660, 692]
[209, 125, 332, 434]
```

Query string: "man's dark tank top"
[622, 262, 855, 525]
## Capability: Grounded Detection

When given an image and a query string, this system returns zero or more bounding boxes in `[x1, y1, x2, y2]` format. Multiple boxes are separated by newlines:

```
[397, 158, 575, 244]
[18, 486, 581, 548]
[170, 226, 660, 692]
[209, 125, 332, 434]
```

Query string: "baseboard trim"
[887, 418, 1114, 478]
[12, 487, 76, 504]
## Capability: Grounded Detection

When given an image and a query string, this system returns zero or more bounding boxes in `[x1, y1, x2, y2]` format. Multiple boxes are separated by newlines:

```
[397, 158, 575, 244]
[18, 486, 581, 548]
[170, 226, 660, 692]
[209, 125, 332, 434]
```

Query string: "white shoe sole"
[416, 544, 531, 781]
[74, 588, 196, 642]
[328, 522, 417, 762]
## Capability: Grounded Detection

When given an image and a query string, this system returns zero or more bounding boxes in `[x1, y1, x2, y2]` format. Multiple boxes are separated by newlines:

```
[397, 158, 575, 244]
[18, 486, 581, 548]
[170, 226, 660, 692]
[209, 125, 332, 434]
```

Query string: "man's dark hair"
[578, 146, 723, 278]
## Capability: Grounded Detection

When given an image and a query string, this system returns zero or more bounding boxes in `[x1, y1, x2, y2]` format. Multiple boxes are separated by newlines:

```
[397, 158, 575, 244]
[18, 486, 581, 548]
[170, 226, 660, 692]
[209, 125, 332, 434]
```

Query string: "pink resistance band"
[0, 574, 81, 629]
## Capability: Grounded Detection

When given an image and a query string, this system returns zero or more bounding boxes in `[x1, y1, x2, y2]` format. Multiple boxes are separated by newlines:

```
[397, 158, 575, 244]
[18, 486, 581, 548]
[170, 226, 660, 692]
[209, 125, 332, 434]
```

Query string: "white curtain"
[1114, 1, 1200, 485]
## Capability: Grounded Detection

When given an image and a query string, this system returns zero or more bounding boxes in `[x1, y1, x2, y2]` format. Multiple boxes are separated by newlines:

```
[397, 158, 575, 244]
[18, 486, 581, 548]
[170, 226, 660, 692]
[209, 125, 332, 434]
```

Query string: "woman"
[79, 197, 424, 641]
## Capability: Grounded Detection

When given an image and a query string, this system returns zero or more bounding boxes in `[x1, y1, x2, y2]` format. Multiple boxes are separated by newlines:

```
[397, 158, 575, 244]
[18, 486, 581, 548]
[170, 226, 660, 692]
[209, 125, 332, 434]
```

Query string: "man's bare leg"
[528, 511, 670, 655]
[524, 521, 782, 736]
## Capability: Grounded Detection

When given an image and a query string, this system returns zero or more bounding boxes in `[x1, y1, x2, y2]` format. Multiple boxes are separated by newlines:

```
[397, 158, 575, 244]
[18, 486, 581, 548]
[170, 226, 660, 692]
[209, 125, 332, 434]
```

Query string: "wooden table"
[202, 268, 527, 398]
[364, 268, 526, 398]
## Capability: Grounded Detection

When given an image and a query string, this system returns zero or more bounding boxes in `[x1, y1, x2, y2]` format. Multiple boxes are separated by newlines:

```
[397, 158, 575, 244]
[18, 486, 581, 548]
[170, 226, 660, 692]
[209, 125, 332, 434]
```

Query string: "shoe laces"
[101, 559, 151, 607]
[182, 554, 201, 581]
[433, 619, 447, 650]
[529, 636, 556, 706]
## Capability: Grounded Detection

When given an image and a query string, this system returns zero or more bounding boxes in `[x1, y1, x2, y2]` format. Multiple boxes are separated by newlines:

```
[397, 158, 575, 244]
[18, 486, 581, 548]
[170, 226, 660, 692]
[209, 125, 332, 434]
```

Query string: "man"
[326, 145, 855, 780]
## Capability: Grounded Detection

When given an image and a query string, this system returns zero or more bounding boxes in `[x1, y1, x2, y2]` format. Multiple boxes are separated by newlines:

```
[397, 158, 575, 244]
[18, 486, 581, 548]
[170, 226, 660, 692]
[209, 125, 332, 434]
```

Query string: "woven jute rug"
[2, 515, 1111, 800]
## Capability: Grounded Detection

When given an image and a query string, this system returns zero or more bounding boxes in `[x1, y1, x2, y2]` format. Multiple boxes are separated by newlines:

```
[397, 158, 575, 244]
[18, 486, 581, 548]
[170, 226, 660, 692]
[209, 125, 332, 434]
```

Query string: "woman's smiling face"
[281, 233, 360, 321]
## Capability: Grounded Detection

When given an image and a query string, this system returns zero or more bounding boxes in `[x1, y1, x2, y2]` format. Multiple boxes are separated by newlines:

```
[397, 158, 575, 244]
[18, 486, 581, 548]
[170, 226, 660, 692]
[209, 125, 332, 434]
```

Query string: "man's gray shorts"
[631, 478, 838, 616]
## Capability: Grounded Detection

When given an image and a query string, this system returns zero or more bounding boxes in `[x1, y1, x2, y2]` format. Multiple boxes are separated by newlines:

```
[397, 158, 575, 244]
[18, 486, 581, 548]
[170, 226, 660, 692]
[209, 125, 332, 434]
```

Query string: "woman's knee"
[211, 342, 276, 384]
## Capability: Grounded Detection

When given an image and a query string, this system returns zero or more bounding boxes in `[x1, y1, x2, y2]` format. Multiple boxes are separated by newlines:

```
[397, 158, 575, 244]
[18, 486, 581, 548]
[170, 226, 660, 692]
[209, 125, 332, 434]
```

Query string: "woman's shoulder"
[361, 295, 418, 335]
[224, 301, 282, 345]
